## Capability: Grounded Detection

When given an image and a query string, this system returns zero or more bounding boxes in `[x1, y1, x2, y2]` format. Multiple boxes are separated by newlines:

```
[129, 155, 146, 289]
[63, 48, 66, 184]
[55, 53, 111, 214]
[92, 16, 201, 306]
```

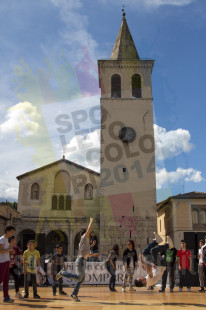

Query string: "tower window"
[132, 74, 141, 98]
[111, 74, 121, 98]
[123, 167, 127, 173]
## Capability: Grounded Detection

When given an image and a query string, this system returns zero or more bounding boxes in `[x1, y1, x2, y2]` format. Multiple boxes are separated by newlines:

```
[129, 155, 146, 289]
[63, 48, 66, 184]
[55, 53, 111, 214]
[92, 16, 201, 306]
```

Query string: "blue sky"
[0, 0, 206, 202]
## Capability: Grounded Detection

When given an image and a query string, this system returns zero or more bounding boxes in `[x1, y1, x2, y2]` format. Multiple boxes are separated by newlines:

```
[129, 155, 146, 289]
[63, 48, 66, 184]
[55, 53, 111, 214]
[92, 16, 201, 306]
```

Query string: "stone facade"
[98, 15, 157, 253]
[157, 192, 206, 246]
[15, 158, 100, 259]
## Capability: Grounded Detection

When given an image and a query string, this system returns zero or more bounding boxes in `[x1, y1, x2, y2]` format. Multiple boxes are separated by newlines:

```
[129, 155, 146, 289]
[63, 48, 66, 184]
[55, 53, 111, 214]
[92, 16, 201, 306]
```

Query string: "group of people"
[0, 225, 42, 303]
[1, 221, 206, 303]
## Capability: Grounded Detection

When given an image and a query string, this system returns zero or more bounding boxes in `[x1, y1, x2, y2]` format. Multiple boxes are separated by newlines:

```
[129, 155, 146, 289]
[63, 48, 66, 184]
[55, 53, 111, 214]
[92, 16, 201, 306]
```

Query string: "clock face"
[119, 127, 136, 143]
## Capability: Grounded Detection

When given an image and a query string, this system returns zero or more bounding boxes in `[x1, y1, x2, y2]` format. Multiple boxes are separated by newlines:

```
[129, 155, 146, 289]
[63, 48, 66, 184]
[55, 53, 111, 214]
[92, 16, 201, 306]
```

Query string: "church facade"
[14, 13, 157, 259]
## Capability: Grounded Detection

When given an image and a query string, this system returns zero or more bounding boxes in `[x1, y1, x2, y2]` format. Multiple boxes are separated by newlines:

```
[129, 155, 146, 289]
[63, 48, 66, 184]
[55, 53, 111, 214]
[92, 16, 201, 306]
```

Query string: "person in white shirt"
[0, 225, 15, 303]
[199, 239, 206, 292]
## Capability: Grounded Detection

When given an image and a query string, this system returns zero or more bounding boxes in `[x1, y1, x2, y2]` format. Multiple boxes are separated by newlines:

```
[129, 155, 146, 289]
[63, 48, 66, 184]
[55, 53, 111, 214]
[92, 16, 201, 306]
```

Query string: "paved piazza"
[0, 286, 205, 310]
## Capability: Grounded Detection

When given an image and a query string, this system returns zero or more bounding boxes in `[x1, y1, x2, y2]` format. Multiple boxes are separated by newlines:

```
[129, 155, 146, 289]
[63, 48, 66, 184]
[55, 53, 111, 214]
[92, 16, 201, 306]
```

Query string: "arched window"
[54, 170, 70, 193]
[31, 183, 40, 200]
[132, 74, 141, 98]
[111, 74, 121, 98]
[66, 195, 71, 210]
[84, 184, 93, 200]
[59, 195, 64, 210]
[52, 195, 57, 210]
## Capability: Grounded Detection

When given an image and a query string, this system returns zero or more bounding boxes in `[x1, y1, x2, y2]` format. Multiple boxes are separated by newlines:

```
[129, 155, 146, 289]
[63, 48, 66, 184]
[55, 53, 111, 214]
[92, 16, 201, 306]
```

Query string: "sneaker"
[33, 294, 41, 299]
[170, 288, 173, 293]
[122, 287, 126, 292]
[198, 288, 205, 292]
[23, 294, 29, 298]
[129, 287, 136, 292]
[15, 291, 23, 299]
[55, 269, 64, 281]
[59, 291, 67, 295]
[166, 236, 174, 249]
[159, 289, 165, 293]
[71, 294, 80, 302]
[147, 286, 154, 290]
[3, 296, 14, 303]
[179, 287, 183, 292]
[113, 288, 117, 292]
[153, 232, 163, 244]
[187, 287, 191, 292]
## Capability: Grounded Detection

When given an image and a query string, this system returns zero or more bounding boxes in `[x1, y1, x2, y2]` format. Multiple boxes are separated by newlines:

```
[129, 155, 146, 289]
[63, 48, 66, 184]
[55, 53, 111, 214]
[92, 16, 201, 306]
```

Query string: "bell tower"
[98, 12, 157, 253]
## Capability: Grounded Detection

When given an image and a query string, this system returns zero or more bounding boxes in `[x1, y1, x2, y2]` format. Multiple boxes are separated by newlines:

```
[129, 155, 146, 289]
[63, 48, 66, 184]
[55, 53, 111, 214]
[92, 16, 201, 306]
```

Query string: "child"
[105, 244, 119, 292]
[0, 225, 15, 303]
[51, 244, 67, 296]
[9, 236, 23, 299]
[23, 240, 41, 299]
[122, 239, 138, 292]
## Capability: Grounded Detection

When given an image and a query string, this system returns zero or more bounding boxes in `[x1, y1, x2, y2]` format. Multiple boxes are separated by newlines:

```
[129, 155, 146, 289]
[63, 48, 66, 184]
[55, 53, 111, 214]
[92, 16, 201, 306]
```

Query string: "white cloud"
[0, 179, 18, 201]
[154, 124, 193, 161]
[63, 129, 100, 172]
[49, 0, 99, 62]
[0, 101, 40, 137]
[156, 167, 203, 189]
[146, 0, 194, 6]
[99, 0, 194, 7]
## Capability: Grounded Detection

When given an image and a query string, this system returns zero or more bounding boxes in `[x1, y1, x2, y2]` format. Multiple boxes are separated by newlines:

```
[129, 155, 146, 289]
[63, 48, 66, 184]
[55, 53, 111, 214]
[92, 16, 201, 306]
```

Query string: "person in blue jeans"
[105, 244, 119, 292]
[56, 218, 94, 302]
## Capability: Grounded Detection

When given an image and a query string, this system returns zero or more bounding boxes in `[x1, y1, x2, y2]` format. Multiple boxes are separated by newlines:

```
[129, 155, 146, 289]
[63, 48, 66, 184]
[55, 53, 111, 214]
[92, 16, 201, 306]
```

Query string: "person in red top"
[177, 240, 192, 292]
[8, 236, 23, 299]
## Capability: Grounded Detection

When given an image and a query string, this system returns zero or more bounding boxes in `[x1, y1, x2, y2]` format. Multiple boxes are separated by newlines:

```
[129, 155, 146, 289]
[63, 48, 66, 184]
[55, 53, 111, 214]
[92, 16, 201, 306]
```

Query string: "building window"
[111, 74, 121, 98]
[66, 195, 72, 210]
[132, 74, 141, 98]
[59, 195, 64, 210]
[84, 184, 93, 200]
[54, 170, 70, 193]
[52, 195, 57, 210]
[200, 210, 206, 224]
[192, 210, 198, 224]
[31, 183, 40, 200]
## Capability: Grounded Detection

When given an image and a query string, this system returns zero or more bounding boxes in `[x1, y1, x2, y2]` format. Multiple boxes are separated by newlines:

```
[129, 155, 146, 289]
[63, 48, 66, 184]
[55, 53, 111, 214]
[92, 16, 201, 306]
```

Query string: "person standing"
[51, 244, 67, 296]
[56, 218, 94, 302]
[105, 244, 119, 292]
[0, 225, 15, 303]
[177, 240, 192, 292]
[122, 239, 138, 292]
[9, 236, 23, 299]
[159, 246, 177, 293]
[23, 240, 41, 299]
[199, 237, 206, 292]
[89, 231, 99, 262]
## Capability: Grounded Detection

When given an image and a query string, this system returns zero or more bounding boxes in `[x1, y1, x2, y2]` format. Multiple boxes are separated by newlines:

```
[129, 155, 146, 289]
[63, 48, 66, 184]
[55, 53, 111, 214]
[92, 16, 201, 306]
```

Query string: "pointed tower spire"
[110, 11, 140, 60]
